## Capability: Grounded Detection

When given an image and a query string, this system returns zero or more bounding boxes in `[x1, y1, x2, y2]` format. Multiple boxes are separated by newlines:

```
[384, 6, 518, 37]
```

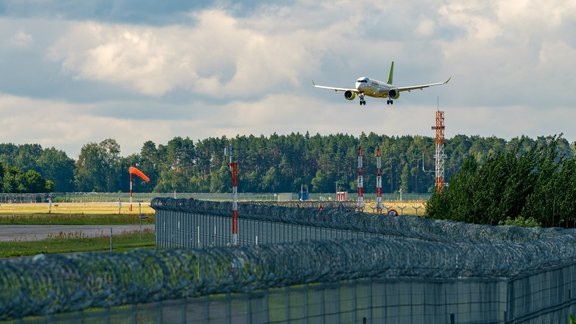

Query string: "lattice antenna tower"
[225, 144, 239, 245]
[431, 106, 446, 192]
[357, 146, 365, 212]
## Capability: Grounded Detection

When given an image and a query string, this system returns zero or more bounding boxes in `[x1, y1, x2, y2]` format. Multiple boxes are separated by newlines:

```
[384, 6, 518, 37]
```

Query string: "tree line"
[426, 135, 576, 227]
[0, 133, 574, 195]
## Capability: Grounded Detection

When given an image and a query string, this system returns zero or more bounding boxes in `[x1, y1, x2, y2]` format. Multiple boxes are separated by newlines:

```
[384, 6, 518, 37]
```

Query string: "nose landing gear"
[359, 94, 366, 105]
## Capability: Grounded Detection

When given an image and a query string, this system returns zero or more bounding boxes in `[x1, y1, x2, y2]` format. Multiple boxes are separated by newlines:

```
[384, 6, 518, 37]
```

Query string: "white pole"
[129, 173, 133, 212]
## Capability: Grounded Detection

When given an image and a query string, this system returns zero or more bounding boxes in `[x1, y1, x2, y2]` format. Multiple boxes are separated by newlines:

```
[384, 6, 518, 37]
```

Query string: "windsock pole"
[127, 166, 150, 213]
[129, 172, 133, 211]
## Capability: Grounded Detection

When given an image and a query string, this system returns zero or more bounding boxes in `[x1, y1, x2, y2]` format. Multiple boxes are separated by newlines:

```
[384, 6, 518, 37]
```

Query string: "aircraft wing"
[312, 81, 359, 93]
[397, 77, 452, 92]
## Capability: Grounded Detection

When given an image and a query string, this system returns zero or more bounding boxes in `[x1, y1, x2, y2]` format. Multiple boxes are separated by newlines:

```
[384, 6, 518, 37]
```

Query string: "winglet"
[312, 80, 316, 86]
[444, 77, 452, 84]
[387, 61, 395, 85]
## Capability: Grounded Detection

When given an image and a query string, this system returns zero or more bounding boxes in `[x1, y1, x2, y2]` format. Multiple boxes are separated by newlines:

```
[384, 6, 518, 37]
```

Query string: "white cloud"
[414, 19, 436, 38]
[1, 0, 576, 159]
[436, 0, 576, 106]
[45, 2, 454, 100]
[10, 31, 33, 47]
[0, 94, 95, 154]
[47, 8, 322, 98]
[0, 93, 185, 157]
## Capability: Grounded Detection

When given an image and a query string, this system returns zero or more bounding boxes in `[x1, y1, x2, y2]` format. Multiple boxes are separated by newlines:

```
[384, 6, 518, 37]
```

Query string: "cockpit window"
[356, 78, 368, 83]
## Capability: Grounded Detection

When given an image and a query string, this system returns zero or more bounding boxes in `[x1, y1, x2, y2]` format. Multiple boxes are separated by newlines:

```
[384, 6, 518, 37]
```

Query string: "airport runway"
[0, 224, 154, 242]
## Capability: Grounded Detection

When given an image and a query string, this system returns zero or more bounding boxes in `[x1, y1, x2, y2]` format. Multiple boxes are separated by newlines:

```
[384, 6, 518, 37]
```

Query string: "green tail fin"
[387, 61, 394, 84]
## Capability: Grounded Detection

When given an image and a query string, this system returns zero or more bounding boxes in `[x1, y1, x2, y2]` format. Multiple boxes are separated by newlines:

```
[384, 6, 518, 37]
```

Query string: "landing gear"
[387, 100, 394, 105]
[359, 94, 366, 106]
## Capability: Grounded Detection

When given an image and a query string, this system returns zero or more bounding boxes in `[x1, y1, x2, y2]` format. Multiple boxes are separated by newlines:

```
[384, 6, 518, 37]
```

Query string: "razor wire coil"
[3, 198, 576, 320]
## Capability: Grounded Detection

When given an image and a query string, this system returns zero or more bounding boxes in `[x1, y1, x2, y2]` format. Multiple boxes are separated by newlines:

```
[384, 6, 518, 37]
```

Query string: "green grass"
[0, 204, 157, 257]
[0, 213, 155, 225]
[0, 230, 155, 258]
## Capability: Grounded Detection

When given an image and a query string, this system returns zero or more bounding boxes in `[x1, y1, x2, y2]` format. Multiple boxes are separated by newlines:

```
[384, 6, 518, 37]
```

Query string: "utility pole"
[375, 146, 383, 213]
[357, 146, 365, 212]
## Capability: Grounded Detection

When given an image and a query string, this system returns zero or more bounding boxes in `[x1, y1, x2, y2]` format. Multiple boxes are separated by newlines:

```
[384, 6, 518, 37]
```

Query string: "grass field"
[0, 230, 155, 258]
[0, 203, 156, 257]
[0, 202, 155, 214]
[0, 199, 427, 258]
[0, 203, 155, 225]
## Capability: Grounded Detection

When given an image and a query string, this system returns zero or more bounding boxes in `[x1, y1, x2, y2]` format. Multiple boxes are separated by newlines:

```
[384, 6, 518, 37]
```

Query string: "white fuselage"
[355, 77, 395, 98]
[312, 61, 450, 105]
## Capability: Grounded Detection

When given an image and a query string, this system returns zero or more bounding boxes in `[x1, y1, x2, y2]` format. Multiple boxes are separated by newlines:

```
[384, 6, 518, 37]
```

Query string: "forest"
[426, 135, 576, 227]
[0, 133, 573, 194]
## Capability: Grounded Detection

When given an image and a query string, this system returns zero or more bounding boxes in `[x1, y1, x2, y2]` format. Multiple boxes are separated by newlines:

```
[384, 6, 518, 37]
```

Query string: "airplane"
[313, 61, 451, 105]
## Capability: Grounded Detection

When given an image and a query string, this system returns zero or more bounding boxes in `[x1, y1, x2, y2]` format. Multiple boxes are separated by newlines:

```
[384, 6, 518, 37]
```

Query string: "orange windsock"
[128, 166, 150, 182]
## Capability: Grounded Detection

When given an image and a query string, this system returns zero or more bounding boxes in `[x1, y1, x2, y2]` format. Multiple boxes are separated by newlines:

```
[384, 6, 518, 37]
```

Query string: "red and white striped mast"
[357, 146, 365, 212]
[127, 166, 150, 213]
[226, 144, 239, 245]
[375, 146, 383, 213]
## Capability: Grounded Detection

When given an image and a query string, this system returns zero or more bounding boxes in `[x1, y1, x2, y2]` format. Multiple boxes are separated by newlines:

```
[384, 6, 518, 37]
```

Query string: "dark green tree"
[74, 139, 121, 192]
[427, 135, 576, 227]
[37, 148, 75, 192]
[2, 166, 50, 193]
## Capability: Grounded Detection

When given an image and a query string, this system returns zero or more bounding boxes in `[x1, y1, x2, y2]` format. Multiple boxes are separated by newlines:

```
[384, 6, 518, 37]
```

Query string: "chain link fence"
[3, 232, 576, 321]
[152, 197, 569, 248]
[3, 198, 576, 322]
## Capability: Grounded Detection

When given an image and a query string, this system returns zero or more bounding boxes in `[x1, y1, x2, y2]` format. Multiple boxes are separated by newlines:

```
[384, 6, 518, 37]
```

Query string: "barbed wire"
[151, 198, 566, 243]
[2, 230, 576, 319]
[3, 198, 576, 320]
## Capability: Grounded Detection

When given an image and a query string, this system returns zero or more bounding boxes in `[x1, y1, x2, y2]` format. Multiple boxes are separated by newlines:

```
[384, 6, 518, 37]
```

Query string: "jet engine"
[388, 89, 400, 100]
[344, 90, 356, 100]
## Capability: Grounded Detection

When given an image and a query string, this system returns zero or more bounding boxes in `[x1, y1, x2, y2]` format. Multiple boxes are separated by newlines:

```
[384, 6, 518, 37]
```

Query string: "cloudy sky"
[1, 0, 575, 158]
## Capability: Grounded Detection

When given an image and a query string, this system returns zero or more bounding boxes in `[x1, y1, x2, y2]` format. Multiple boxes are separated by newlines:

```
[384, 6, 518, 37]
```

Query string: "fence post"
[285, 286, 290, 322]
[226, 293, 232, 324]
